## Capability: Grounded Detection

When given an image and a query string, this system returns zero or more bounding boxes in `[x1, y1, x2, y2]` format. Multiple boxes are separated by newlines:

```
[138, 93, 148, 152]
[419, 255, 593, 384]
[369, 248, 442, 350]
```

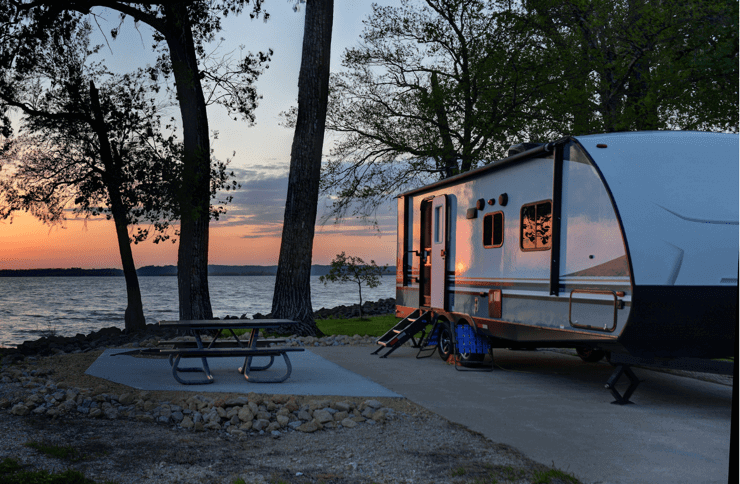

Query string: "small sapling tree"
[319, 252, 388, 320]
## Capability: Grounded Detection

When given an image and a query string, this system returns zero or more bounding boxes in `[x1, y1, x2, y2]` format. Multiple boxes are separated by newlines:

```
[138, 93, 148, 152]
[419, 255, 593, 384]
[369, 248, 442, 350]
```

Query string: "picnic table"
[117, 319, 304, 385]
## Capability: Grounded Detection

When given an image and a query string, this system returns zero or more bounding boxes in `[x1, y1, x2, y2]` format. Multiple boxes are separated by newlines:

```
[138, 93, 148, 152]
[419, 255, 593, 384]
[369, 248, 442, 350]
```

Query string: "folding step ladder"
[371, 309, 433, 358]
[415, 320, 444, 359]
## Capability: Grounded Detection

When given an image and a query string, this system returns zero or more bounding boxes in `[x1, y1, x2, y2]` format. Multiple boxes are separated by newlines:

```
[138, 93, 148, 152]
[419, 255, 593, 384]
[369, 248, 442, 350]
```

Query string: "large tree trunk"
[163, 4, 213, 321]
[429, 72, 458, 178]
[89, 81, 146, 332]
[625, 58, 659, 130]
[111, 206, 147, 332]
[272, 0, 334, 337]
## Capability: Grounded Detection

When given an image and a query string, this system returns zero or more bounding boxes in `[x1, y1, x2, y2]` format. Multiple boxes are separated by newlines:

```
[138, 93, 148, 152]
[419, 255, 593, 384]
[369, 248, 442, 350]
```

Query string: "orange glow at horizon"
[0, 212, 396, 270]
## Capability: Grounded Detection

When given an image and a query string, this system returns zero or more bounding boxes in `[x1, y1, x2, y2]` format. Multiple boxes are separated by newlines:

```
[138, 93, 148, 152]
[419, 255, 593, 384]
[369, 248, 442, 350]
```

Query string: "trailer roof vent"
[507, 142, 545, 157]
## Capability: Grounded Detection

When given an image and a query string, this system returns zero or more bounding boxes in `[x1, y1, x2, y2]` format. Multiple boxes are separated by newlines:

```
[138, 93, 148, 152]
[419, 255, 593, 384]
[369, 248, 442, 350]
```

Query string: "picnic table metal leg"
[168, 331, 214, 374]
[239, 328, 276, 372]
[167, 354, 213, 376]
[240, 355, 275, 373]
[241, 352, 293, 383]
[171, 355, 214, 385]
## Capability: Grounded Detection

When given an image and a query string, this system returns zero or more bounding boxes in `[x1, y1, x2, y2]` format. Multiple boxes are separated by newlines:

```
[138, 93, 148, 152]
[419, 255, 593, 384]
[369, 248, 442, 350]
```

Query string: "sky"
[0, 1, 400, 270]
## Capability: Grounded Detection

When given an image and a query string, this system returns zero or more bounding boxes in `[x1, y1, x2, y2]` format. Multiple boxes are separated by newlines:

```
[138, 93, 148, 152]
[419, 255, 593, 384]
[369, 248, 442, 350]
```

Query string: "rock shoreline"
[1, 363, 399, 439]
[2, 298, 396, 362]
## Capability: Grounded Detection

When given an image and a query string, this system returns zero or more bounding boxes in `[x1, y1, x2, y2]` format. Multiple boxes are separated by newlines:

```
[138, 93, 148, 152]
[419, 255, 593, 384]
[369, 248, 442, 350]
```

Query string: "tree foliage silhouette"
[0, 21, 238, 331]
[1, 0, 271, 320]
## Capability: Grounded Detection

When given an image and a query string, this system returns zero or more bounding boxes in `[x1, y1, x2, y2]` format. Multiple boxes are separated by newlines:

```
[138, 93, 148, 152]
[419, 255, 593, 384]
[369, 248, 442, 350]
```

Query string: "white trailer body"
[395, 131, 738, 359]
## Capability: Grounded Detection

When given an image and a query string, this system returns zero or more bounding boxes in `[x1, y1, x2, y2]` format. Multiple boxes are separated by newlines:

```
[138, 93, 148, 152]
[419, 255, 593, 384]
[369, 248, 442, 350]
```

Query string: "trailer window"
[483, 212, 504, 248]
[521, 201, 552, 250]
[434, 206, 442, 243]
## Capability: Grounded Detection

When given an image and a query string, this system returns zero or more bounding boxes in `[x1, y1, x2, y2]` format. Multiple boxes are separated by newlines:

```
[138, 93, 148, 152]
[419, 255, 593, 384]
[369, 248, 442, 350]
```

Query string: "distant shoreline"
[0, 265, 395, 278]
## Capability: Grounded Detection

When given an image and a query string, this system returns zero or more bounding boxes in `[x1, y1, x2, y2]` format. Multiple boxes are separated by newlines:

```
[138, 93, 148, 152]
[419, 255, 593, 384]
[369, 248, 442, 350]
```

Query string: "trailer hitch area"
[605, 364, 641, 405]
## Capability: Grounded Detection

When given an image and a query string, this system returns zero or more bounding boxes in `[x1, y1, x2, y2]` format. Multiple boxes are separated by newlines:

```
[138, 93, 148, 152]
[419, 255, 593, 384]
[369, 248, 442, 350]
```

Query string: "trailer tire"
[576, 347, 606, 363]
[437, 322, 453, 361]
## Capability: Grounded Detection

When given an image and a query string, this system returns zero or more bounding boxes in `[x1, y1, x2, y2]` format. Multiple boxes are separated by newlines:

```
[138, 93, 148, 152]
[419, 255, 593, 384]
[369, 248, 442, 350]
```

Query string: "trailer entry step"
[371, 309, 433, 358]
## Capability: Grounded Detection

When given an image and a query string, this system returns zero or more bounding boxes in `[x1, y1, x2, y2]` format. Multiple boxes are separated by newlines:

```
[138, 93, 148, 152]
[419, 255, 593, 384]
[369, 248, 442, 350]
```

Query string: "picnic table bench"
[157, 338, 288, 348]
[159, 346, 305, 384]
[115, 319, 303, 385]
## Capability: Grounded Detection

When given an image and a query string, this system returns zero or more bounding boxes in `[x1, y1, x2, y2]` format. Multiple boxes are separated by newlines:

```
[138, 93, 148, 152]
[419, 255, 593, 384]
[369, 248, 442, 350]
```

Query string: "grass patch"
[316, 314, 399, 337]
[24, 442, 83, 462]
[0, 457, 112, 484]
[450, 466, 467, 477]
[502, 465, 517, 481]
[224, 314, 401, 339]
[532, 468, 580, 484]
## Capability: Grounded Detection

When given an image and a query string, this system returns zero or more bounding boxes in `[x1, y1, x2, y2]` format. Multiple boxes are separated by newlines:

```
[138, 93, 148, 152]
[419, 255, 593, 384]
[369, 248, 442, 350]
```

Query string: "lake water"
[0, 275, 396, 348]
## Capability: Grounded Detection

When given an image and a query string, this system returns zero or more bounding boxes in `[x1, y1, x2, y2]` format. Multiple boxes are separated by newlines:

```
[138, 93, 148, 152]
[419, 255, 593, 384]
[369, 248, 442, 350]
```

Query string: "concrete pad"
[85, 348, 400, 397]
[310, 346, 732, 484]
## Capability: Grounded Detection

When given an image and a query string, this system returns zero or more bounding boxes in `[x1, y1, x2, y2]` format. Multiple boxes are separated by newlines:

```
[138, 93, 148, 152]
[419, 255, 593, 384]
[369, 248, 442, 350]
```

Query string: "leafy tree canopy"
[0, 19, 237, 242]
[1, 0, 275, 321]
[521, 0, 738, 134]
[320, 0, 565, 221]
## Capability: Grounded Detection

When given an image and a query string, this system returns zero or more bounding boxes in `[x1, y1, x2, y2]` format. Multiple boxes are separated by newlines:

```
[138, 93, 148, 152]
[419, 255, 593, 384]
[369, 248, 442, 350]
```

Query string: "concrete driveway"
[310, 346, 732, 484]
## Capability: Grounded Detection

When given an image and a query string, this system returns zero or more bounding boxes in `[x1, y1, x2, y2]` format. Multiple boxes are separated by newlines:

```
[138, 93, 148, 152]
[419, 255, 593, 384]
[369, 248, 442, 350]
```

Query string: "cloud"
[212, 166, 397, 239]
[249, 163, 289, 171]
[213, 168, 289, 228]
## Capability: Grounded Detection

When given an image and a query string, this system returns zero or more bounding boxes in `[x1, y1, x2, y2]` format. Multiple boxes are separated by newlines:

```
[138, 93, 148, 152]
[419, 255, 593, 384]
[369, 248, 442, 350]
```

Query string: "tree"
[321, 0, 559, 221]
[520, 0, 738, 133]
[0, 21, 235, 331]
[1, 0, 271, 321]
[320, 0, 737, 222]
[319, 252, 387, 320]
[270, 0, 333, 337]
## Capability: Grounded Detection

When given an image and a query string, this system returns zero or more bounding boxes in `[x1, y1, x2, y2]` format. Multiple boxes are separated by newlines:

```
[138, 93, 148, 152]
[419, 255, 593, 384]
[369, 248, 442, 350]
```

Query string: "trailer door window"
[521, 201, 552, 250]
[434, 206, 441, 243]
[483, 212, 504, 248]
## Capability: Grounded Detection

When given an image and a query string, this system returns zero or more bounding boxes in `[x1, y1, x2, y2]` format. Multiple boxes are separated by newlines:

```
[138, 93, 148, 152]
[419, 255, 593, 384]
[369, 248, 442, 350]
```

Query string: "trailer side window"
[521, 201, 552, 250]
[483, 212, 504, 248]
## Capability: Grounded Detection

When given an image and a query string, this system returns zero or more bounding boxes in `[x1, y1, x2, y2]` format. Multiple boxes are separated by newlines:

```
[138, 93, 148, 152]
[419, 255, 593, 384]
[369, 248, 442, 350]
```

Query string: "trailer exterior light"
[488, 198, 495, 205]
[596, 143, 608, 148]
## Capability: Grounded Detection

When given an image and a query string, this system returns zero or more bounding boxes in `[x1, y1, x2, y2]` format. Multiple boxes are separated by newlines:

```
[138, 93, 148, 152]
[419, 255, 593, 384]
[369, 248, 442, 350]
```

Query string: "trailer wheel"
[437, 322, 453, 361]
[576, 347, 606, 363]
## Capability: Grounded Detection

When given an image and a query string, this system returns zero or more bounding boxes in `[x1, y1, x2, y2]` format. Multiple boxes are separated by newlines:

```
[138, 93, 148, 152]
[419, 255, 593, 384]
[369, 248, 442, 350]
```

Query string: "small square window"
[483, 212, 504, 248]
[520, 200, 552, 251]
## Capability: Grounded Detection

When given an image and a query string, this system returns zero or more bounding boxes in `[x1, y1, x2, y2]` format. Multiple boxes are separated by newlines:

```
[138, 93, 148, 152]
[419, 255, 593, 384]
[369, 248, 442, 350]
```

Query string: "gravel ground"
[0, 344, 577, 484]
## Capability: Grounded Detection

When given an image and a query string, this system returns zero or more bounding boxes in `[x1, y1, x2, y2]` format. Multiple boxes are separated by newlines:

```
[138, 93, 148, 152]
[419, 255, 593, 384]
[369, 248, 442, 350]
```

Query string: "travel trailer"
[377, 131, 737, 403]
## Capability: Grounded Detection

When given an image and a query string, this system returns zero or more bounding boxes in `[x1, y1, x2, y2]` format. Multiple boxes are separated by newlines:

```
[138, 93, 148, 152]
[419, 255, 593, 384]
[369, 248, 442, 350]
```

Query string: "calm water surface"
[0, 275, 395, 347]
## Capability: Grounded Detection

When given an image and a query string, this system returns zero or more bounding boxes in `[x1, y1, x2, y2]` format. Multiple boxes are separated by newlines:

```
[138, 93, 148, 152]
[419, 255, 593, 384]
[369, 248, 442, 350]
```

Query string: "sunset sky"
[0, 1, 399, 270]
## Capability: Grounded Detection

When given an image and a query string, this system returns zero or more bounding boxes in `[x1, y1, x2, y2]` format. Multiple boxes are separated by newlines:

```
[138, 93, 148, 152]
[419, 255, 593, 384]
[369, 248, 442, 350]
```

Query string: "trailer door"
[431, 195, 448, 309]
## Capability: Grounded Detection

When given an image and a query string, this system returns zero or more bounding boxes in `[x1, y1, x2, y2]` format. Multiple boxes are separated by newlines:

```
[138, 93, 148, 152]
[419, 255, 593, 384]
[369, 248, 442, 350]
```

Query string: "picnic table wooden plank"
[159, 319, 297, 329]
[158, 338, 287, 348]
[158, 347, 304, 357]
